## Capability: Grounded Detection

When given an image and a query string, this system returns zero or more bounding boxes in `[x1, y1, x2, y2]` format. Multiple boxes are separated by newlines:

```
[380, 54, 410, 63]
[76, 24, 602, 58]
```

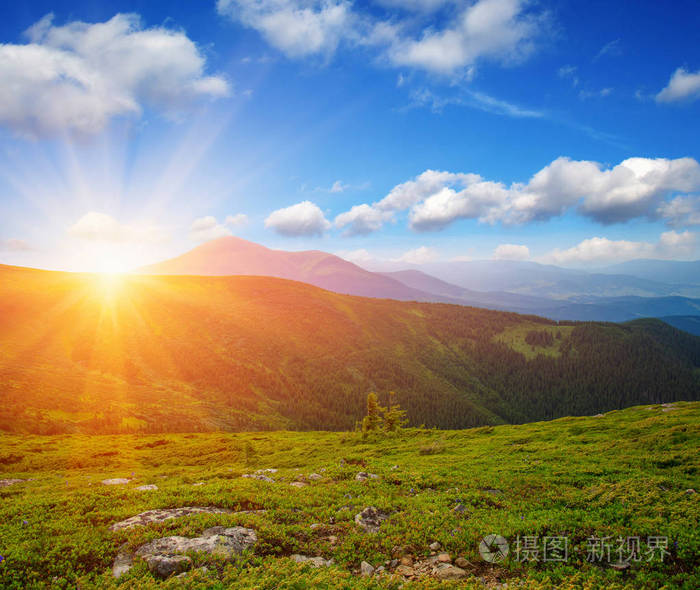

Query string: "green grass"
[0, 402, 698, 589]
[493, 323, 575, 359]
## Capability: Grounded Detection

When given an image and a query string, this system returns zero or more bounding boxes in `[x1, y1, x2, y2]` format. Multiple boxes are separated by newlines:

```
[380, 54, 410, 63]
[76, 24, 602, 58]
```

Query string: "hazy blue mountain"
[599, 259, 700, 286]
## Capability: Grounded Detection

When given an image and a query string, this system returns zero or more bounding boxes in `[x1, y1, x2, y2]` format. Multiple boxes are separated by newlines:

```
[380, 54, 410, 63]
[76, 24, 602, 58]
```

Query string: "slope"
[0, 264, 698, 434]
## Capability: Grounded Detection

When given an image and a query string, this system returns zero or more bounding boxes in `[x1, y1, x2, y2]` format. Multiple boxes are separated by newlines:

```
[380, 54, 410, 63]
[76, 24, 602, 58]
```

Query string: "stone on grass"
[109, 506, 233, 531]
[395, 565, 415, 577]
[0, 479, 24, 488]
[101, 478, 131, 485]
[434, 563, 468, 580]
[145, 555, 191, 578]
[360, 561, 375, 576]
[355, 506, 390, 532]
[291, 555, 334, 567]
[308, 473, 323, 481]
[136, 484, 158, 491]
[429, 541, 441, 551]
[437, 553, 451, 563]
[289, 481, 307, 488]
[355, 472, 379, 482]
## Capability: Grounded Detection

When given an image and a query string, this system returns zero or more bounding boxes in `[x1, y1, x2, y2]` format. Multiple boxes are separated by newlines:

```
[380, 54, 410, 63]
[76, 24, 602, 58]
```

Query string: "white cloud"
[217, 0, 356, 58]
[0, 238, 32, 251]
[540, 231, 698, 266]
[492, 243, 529, 260]
[265, 200, 331, 236]
[0, 13, 229, 137]
[225, 213, 249, 228]
[657, 195, 700, 228]
[69, 212, 167, 243]
[393, 245, 438, 264]
[218, 0, 546, 77]
[190, 214, 248, 242]
[336, 248, 375, 265]
[387, 0, 544, 74]
[330, 180, 349, 193]
[334, 203, 393, 236]
[334, 156, 700, 234]
[656, 67, 700, 103]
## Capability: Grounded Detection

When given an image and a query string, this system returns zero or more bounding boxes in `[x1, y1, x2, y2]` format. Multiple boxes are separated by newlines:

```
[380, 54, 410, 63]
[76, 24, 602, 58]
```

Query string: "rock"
[389, 559, 399, 568]
[242, 474, 274, 482]
[437, 553, 451, 563]
[101, 478, 131, 485]
[360, 561, 375, 576]
[327, 535, 338, 545]
[136, 484, 158, 491]
[310, 523, 323, 530]
[429, 541, 441, 551]
[399, 556, 413, 566]
[483, 488, 502, 495]
[255, 468, 278, 474]
[376, 565, 385, 573]
[610, 562, 631, 571]
[686, 489, 696, 495]
[391, 465, 399, 470]
[145, 555, 191, 579]
[394, 565, 415, 577]
[0, 479, 25, 488]
[454, 557, 472, 569]
[308, 473, 323, 481]
[291, 555, 334, 567]
[453, 503, 468, 514]
[110, 507, 233, 531]
[355, 506, 390, 532]
[192, 482, 205, 486]
[112, 549, 134, 579]
[117, 526, 257, 578]
[434, 564, 468, 580]
[289, 481, 307, 488]
[355, 472, 379, 482]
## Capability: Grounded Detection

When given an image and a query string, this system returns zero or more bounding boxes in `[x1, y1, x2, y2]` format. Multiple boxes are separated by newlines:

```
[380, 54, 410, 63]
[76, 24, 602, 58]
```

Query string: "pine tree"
[383, 390, 408, 432]
[362, 392, 384, 435]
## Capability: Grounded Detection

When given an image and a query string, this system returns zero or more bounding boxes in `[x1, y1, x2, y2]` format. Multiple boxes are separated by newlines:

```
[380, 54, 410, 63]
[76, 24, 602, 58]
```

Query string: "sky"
[0, 0, 699, 273]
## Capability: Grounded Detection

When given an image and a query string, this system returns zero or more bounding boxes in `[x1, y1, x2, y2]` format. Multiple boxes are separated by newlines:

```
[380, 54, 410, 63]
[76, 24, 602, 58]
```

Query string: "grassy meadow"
[0, 402, 698, 589]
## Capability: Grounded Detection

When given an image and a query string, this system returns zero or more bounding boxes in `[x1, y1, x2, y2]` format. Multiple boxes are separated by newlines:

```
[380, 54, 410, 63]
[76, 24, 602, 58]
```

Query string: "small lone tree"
[383, 391, 408, 432]
[362, 392, 384, 435]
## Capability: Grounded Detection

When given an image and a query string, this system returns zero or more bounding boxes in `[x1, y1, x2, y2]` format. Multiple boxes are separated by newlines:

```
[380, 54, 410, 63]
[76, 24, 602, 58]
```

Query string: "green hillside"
[0, 402, 698, 589]
[0, 264, 699, 434]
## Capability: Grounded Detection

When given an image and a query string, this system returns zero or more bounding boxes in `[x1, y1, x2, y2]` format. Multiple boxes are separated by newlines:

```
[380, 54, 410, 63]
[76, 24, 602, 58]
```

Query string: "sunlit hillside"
[1, 264, 698, 435]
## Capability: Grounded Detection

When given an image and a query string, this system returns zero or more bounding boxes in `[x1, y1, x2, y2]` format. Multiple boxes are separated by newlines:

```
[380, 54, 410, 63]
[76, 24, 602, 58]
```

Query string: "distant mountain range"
[138, 238, 700, 332]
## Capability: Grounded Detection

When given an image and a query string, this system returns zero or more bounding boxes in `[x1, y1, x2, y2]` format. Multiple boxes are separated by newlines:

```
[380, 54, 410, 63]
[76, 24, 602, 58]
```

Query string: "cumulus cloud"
[217, 0, 545, 76]
[656, 67, 700, 103]
[0, 13, 229, 137]
[336, 248, 375, 265]
[393, 245, 438, 264]
[657, 195, 700, 228]
[217, 0, 356, 58]
[334, 204, 394, 236]
[190, 214, 248, 242]
[386, 0, 544, 74]
[265, 200, 331, 236]
[540, 231, 698, 266]
[69, 212, 167, 243]
[337, 156, 700, 234]
[492, 243, 529, 260]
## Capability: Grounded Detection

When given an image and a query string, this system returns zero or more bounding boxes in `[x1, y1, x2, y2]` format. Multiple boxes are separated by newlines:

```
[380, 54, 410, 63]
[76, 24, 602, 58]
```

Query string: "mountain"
[599, 259, 700, 286]
[369, 259, 700, 299]
[138, 236, 437, 301]
[661, 315, 700, 336]
[1, 264, 698, 435]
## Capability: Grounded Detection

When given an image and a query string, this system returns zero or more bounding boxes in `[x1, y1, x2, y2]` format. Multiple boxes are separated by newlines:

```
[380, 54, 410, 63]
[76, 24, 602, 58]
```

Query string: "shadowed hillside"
[0, 264, 698, 434]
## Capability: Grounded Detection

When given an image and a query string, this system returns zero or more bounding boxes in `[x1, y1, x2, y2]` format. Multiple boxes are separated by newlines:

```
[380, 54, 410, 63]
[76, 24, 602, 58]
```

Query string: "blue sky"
[0, 0, 699, 272]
